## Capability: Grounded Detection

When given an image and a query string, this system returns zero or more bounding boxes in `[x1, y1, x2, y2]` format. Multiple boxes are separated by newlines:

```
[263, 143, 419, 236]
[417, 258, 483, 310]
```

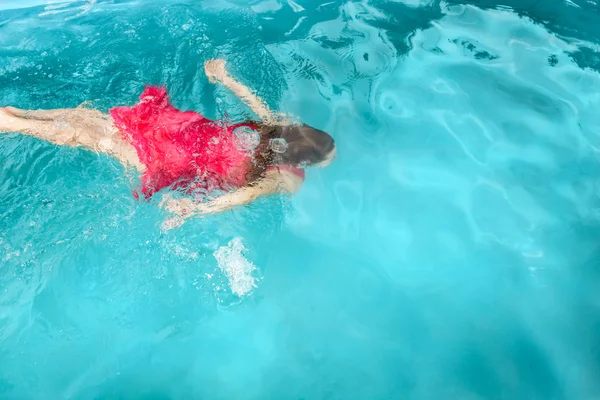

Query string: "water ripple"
[1, 0, 600, 399]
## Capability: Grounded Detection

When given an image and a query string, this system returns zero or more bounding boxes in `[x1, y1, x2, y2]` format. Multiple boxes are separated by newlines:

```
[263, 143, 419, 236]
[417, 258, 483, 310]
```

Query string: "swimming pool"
[1, 0, 600, 398]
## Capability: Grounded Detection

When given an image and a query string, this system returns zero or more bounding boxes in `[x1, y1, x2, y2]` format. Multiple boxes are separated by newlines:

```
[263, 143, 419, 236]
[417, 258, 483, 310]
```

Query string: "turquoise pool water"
[2, 0, 600, 398]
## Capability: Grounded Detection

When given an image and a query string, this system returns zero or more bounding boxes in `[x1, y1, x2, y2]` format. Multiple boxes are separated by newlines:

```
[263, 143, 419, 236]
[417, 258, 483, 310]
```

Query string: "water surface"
[1, 0, 600, 399]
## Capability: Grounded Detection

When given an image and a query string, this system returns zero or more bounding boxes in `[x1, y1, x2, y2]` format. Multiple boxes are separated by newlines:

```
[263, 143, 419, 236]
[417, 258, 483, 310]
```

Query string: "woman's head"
[259, 123, 336, 167]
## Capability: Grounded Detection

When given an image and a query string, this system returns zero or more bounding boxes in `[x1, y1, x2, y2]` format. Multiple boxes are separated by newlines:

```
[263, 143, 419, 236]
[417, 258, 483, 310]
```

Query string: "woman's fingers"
[161, 216, 185, 232]
[159, 196, 204, 231]
[162, 197, 197, 218]
[204, 59, 228, 82]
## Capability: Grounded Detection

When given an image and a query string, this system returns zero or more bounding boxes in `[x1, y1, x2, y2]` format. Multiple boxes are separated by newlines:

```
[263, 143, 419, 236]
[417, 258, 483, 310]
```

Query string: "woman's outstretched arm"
[161, 169, 303, 224]
[163, 177, 279, 219]
[204, 59, 287, 125]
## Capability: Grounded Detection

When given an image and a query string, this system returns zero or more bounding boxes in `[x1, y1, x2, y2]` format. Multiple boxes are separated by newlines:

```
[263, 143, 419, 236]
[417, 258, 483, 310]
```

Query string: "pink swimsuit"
[110, 86, 258, 198]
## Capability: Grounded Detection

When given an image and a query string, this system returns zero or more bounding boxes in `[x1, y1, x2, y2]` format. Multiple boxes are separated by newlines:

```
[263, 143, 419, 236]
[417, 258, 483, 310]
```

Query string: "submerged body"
[0, 59, 335, 220]
[110, 86, 260, 199]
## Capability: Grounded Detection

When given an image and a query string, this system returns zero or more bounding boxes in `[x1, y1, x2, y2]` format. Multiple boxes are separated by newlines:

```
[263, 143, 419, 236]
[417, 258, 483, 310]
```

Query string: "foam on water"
[213, 237, 259, 297]
[1, 0, 600, 399]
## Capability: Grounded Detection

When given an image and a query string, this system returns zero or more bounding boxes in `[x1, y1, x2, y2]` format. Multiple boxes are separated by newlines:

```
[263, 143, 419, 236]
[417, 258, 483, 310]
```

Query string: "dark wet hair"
[260, 123, 335, 165]
[245, 123, 335, 183]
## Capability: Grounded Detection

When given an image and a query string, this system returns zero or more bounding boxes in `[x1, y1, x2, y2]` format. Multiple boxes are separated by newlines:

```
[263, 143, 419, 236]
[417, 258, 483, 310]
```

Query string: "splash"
[213, 238, 258, 297]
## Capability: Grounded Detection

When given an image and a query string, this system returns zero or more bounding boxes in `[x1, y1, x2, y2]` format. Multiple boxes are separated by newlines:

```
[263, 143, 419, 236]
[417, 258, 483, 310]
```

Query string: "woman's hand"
[162, 196, 198, 218]
[160, 195, 211, 218]
[160, 195, 209, 231]
[204, 59, 228, 83]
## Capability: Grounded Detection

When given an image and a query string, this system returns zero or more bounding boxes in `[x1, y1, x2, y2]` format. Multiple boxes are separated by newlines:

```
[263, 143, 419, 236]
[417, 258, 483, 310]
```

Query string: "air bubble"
[270, 138, 288, 153]
[213, 238, 258, 297]
[233, 126, 260, 151]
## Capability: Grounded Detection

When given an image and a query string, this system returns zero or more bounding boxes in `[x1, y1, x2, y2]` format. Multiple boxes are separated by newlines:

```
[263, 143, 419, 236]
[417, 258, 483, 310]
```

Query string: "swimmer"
[0, 59, 336, 220]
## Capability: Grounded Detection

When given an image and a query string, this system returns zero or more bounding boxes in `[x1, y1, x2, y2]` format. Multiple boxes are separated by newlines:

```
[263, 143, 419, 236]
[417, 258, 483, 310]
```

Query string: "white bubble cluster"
[232, 126, 260, 151]
[213, 238, 258, 297]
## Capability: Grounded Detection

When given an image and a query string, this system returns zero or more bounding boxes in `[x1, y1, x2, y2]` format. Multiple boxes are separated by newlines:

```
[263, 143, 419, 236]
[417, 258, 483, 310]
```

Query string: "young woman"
[0, 59, 336, 220]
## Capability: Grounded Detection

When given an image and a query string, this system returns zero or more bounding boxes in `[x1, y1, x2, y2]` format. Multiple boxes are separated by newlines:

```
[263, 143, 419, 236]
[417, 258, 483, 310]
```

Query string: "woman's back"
[110, 86, 256, 198]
